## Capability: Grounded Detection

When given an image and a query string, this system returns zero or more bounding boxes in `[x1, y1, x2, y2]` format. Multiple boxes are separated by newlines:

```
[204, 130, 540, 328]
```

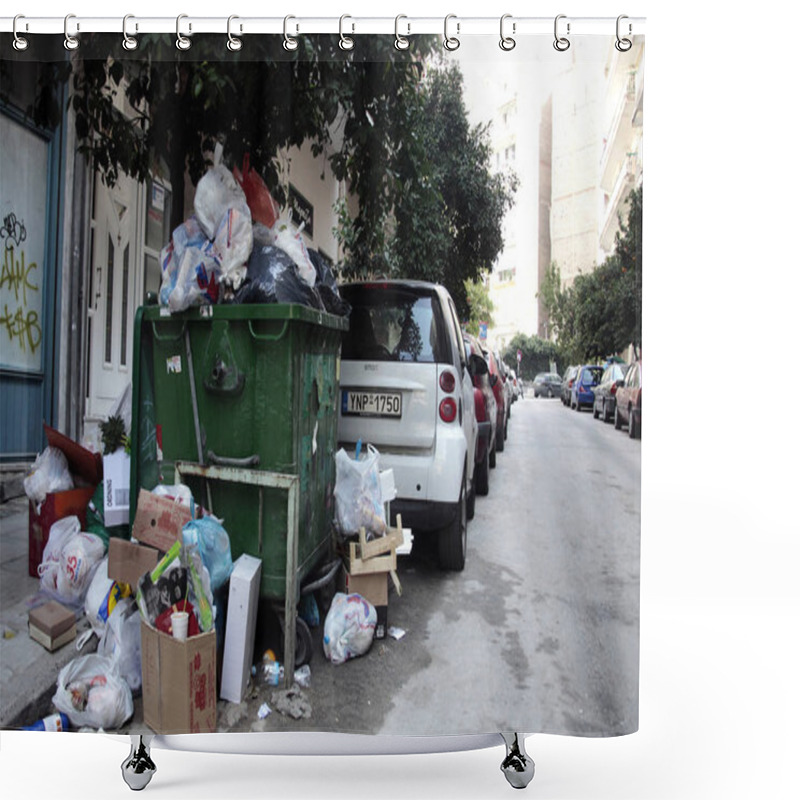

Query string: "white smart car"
[337, 280, 482, 570]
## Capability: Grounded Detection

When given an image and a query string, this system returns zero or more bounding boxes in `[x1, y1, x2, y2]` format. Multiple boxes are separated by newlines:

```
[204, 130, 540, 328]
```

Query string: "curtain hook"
[339, 15, 355, 50]
[122, 14, 138, 51]
[12, 14, 29, 51]
[554, 14, 570, 52]
[176, 14, 192, 51]
[283, 15, 298, 51]
[500, 14, 516, 51]
[227, 15, 242, 51]
[394, 15, 410, 51]
[64, 13, 79, 51]
[615, 15, 632, 52]
[443, 14, 460, 51]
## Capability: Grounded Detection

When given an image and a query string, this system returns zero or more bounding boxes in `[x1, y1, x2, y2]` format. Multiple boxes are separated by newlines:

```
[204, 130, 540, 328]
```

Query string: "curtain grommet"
[615, 15, 632, 52]
[500, 14, 516, 51]
[443, 14, 460, 51]
[64, 13, 79, 51]
[283, 15, 298, 51]
[554, 14, 570, 52]
[227, 15, 242, 52]
[394, 15, 410, 51]
[339, 15, 355, 51]
[12, 14, 29, 51]
[176, 14, 192, 51]
[122, 14, 138, 51]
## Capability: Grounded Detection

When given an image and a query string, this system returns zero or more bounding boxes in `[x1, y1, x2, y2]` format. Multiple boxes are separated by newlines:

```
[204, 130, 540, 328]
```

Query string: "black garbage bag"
[233, 244, 325, 309]
[308, 249, 351, 317]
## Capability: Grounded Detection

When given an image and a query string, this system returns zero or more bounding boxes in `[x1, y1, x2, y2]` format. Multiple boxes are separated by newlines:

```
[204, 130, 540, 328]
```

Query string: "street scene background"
[2, 1, 799, 799]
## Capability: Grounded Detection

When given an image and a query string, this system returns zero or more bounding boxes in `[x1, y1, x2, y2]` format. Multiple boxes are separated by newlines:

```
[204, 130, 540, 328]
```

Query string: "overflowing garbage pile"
[159, 147, 349, 317]
[16, 432, 412, 732]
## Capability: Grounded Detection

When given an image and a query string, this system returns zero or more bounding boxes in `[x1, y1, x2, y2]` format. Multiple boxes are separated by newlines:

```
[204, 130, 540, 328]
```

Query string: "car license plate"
[342, 390, 402, 417]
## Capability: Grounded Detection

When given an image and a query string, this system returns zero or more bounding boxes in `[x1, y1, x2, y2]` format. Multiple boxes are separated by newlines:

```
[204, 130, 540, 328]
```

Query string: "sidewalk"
[0, 495, 97, 728]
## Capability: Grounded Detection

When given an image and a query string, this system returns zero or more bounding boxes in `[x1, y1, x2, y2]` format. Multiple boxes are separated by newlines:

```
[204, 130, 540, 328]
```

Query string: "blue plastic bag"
[181, 517, 233, 592]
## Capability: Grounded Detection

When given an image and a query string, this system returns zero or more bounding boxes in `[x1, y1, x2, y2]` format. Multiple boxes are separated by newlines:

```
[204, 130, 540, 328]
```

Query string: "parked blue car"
[571, 365, 604, 411]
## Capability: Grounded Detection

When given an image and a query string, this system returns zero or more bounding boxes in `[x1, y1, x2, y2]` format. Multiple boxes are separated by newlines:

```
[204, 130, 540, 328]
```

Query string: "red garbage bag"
[234, 153, 280, 229]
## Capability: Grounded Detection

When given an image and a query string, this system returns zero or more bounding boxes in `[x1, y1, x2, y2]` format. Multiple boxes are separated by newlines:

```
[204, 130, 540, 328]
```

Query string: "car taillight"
[474, 391, 486, 422]
[611, 385, 618, 396]
[440, 371, 456, 393]
[439, 397, 458, 423]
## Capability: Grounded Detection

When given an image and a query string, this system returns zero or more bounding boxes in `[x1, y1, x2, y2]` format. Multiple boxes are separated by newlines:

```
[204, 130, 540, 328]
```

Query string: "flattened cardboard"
[131, 489, 192, 552]
[108, 537, 160, 588]
[141, 621, 216, 734]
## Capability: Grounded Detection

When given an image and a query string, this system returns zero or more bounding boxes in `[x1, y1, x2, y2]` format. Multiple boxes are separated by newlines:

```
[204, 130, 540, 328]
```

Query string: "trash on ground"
[293, 664, 311, 688]
[388, 626, 406, 641]
[323, 592, 377, 665]
[28, 600, 77, 652]
[334, 445, 386, 538]
[257, 702, 271, 719]
[52, 653, 134, 730]
[22, 712, 70, 732]
[270, 686, 312, 720]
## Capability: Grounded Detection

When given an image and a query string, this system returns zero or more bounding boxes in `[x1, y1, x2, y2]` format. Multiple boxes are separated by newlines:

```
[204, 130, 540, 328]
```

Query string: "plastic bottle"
[22, 712, 70, 732]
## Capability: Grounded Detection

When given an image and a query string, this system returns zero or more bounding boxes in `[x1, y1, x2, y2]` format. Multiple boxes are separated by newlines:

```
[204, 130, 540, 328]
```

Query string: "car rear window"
[583, 367, 603, 384]
[340, 284, 448, 363]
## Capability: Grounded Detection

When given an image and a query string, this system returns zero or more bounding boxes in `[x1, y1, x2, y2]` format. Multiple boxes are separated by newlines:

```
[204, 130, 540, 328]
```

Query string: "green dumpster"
[130, 303, 347, 604]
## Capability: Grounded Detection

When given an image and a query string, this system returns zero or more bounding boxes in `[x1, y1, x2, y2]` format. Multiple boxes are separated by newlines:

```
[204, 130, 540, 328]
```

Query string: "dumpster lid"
[44, 425, 103, 485]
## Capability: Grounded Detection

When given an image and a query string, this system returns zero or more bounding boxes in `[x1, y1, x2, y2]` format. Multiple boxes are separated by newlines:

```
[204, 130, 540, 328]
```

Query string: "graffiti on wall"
[1, 213, 42, 360]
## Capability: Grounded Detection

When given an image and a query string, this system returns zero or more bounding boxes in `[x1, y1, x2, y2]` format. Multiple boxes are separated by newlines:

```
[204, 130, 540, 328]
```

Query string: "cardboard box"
[28, 426, 103, 578]
[220, 554, 262, 704]
[131, 489, 192, 552]
[102, 449, 131, 527]
[28, 601, 77, 652]
[344, 570, 389, 640]
[140, 621, 216, 734]
[108, 537, 160, 588]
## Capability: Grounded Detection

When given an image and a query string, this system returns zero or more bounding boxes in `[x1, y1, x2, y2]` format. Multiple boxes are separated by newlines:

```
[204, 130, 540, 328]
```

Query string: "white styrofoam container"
[219, 554, 262, 704]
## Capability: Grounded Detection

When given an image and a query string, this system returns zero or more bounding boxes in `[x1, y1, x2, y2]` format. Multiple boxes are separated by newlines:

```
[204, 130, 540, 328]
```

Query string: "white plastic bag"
[167, 238, 223, 313]
[23, 447, 74, 508]
[212, 205, 253, 290]
[323, 593, 377, 665]
[52, 654, 133, 730]
[98, 597, 142, 692]
[334, 445, 386, 537]
[38, 517, 105, 607]
[193, 159, 250, 241]
[84, 558, 129, 638]
[273, 217, 316, 288]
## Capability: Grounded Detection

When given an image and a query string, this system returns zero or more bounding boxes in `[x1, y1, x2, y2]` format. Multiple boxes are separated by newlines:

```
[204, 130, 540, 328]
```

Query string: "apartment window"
[496, 268, 516, 284]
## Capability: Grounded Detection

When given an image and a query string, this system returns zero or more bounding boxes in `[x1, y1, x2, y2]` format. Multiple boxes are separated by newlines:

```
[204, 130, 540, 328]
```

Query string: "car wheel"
[629, 408, 640, 439]
[438, 469, 467, 571]
[489, 438, 497, 469]
[602, 401, 610, 423]
[614, 405, 622, 430]
[593, 401, 599, 419]
[476, 453, 490, 496]
[547, 388, 553, 398]
[496, 422, 505, 452]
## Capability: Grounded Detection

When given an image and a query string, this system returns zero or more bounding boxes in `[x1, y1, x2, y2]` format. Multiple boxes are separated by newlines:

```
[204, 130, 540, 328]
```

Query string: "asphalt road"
[182, 395, 641, 738]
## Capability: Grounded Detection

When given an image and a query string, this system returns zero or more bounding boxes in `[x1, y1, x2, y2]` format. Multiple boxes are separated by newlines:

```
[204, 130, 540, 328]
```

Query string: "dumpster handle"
[247, 319, 290, 342]
[207, 451, 261, 468]
[151, 320, 186, 342]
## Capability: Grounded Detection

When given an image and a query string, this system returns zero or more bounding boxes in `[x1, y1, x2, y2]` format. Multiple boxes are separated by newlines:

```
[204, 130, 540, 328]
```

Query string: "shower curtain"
[0, 18, 643, 741]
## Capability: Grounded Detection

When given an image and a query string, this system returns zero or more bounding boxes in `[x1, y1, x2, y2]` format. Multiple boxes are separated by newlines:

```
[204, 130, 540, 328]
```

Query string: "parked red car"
[614, 361, 642, 438]
[483, 348, 507, 452]
[463, 334, 497, 498]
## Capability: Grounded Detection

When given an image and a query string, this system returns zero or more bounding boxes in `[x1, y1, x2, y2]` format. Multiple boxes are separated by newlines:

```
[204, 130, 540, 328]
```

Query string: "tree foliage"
[14, 36, 515, 315]
[501, 333, 560, 381]
[463, 276, 494, 337]
[539, 186, 643, 365]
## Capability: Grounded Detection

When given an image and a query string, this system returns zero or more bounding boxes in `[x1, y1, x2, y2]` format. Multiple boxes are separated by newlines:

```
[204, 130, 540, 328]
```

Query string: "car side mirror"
[489, 373, 498, 387]
[468, 352, 488, 377]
